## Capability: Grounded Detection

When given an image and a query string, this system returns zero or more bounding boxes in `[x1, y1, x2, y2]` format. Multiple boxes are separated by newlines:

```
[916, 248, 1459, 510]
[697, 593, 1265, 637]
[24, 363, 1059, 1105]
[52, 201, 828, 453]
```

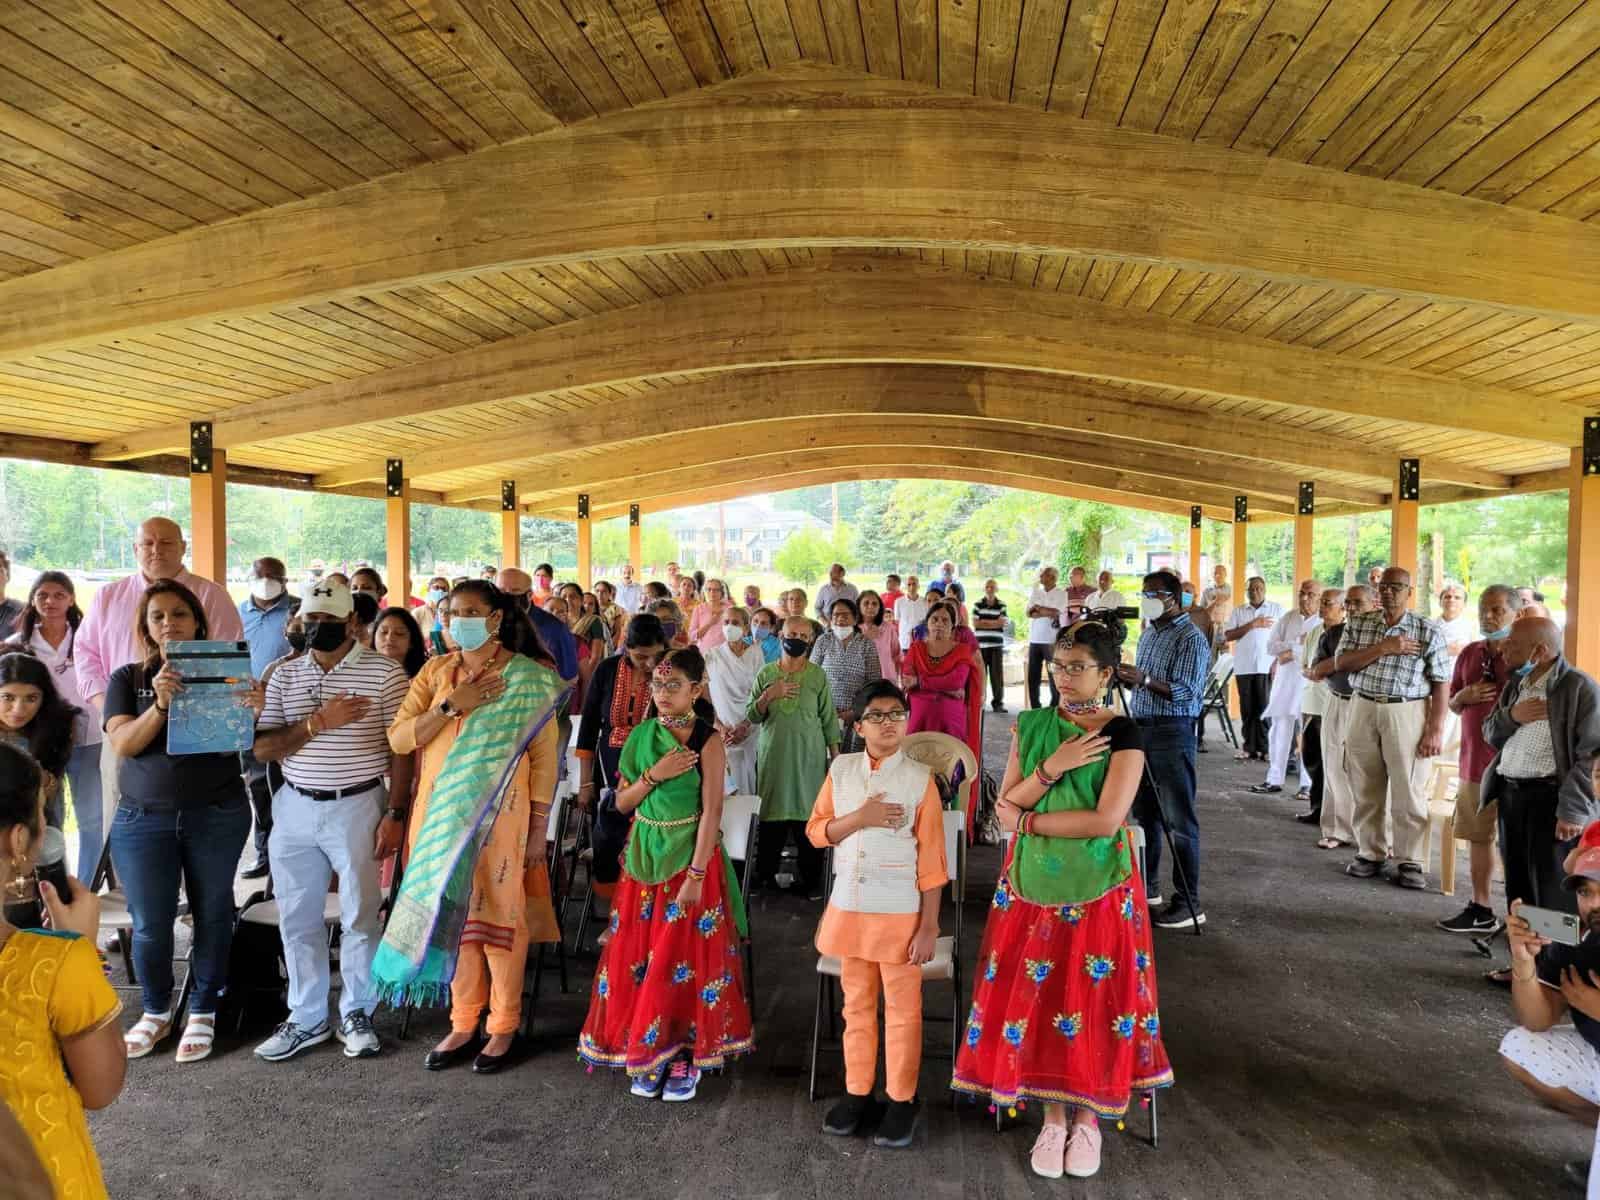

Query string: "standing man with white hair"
[76, 517, 243, 839]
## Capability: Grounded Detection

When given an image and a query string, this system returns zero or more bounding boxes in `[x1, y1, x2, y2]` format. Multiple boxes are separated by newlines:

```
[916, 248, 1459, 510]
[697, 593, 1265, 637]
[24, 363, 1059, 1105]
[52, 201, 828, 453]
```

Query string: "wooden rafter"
[8, 64, 1600, 363]
[89, 260, 1581, 464]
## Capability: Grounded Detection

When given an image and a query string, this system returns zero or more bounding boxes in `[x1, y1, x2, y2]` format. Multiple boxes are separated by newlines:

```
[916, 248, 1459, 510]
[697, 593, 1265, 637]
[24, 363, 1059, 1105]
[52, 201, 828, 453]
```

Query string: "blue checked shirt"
[1129, 613, 1211, 719]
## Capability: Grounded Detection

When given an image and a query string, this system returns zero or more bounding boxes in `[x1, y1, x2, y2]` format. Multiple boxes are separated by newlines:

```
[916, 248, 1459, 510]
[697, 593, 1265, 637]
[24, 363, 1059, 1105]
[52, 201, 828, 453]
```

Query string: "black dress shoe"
[240, 860, 270, 880]
[1248, 783, 1282, 795]
[424, 1040, 480, 1071]
[873, 1099, 919, 1148]
[1562, 1158, 1589, 1191]
[1294, 810, 1320, 824]
[823, 1092, 875, 1136]
[472, 1047, 512, 1074]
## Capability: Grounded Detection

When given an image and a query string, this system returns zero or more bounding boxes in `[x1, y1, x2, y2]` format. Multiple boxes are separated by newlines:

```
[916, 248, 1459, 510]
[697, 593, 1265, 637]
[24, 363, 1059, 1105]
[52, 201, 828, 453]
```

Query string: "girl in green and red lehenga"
[578, 647, 753, 1102]
[953, 620, 1173, 1181]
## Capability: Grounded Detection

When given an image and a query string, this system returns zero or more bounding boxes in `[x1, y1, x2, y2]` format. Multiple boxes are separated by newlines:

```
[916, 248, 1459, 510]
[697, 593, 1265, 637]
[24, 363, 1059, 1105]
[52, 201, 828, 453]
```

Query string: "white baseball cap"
[300, 579, 353, 619]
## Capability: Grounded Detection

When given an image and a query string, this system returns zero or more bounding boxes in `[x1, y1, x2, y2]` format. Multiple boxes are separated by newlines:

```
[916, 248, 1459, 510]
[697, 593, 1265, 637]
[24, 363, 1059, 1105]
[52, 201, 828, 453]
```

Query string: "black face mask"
[781, 636, 811, 658]
[285, 630, 308, 653]
[510, 593, 532, 613]
[306, 620, 347, 653]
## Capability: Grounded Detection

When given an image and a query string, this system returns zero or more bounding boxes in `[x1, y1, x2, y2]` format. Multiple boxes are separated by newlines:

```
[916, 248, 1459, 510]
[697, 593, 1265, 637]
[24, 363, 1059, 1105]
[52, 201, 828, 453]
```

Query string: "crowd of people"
[0, 526, 1592, 1193]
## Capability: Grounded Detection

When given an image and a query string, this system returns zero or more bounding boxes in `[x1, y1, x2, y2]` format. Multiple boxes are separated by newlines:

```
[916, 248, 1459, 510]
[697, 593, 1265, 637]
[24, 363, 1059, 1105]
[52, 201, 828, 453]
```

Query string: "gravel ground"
[91, 708, 1581, 1199]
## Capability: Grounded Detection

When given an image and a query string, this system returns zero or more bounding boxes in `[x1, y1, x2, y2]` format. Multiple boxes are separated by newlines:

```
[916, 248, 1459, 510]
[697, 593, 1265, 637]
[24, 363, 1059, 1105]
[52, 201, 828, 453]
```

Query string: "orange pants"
[450, 928, 530, 1037]
[840, 956, 924, 1102]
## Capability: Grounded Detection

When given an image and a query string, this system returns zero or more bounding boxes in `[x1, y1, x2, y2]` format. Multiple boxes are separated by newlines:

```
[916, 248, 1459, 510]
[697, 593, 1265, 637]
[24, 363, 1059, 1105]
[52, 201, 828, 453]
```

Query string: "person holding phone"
[1500, 827, 1600, 1195]
[0, 741, 126, 1200]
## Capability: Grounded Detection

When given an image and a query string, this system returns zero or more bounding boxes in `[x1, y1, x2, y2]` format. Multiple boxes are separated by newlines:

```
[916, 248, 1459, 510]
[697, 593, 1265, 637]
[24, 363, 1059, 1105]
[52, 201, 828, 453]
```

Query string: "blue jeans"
[1135, 718, 1201, 907]
[65, 743, 104, 880]
[109, 796, 251, 1015]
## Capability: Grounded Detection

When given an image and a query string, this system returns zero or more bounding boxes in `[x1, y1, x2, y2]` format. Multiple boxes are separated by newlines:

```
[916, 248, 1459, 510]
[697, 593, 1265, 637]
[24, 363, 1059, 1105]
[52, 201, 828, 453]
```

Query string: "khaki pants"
[840, 956, 924, 1103]
[451, 929, 531, 1037]
[1346, 697, 1433, 867]
[1319, 698, 1357, 844]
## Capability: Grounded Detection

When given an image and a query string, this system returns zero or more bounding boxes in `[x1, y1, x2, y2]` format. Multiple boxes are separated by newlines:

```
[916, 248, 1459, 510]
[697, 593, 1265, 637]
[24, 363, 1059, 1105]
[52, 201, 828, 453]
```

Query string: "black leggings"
[981, 645, 1005, 707]
[754, 819, 824, 891]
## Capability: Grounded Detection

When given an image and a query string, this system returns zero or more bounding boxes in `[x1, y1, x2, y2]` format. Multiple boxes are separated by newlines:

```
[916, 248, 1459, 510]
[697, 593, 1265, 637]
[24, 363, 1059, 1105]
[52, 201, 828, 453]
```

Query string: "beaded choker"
[657, 713, 694, 729]
[1059, 701, 1101, 716]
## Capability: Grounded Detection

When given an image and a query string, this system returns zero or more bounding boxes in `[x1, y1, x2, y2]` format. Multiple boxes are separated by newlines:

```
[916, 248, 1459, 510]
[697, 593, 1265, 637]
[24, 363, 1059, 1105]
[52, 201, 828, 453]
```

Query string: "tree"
[774, 524, 853, 584]
[591, 518, 676, 573]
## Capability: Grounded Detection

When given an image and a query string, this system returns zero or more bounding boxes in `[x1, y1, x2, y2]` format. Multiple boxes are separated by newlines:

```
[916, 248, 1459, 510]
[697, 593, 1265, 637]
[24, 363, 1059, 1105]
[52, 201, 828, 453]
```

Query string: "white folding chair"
[808, 808, 966, 1103]
[719, 794, 761, 1008]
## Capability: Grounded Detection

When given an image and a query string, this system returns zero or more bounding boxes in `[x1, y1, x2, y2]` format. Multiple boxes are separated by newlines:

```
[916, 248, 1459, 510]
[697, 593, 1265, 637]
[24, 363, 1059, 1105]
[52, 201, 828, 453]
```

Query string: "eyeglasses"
[1049, 661, 1101, 676]
[649, 679, 688, 694]
[858, 709, 908, 725]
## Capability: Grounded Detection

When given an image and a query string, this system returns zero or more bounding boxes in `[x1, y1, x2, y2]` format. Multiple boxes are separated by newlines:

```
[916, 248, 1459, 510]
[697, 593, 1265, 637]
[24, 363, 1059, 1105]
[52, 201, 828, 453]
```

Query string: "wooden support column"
[577, 493, 592, 589]
[385, 458, 411, 603]
[1390, 459, 1420, 608]
[1294, 482, 1315, 584]
[1567, 424, 1600, 673]
[628, 504, 642, 574]
[187, 421, 226, 584]
[1188, 506, 1202, 590]
[1230, 496, 1248, 719]
[500, 481, 520, 569]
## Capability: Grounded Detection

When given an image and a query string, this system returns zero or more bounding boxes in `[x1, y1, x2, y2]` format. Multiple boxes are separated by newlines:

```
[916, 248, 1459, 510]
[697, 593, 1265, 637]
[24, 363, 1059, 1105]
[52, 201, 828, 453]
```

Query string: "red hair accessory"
[653, 658, 677, 680]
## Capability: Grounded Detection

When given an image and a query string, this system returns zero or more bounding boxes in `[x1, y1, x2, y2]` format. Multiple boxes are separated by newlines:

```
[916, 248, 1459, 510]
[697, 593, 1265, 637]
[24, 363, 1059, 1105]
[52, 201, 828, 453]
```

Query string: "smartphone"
[1521, 904, 1581, 946]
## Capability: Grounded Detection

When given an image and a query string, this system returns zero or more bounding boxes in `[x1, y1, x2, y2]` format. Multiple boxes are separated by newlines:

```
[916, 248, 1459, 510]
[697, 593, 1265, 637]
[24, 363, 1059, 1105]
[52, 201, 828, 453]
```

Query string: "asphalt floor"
[89, 706, 1585, 1199]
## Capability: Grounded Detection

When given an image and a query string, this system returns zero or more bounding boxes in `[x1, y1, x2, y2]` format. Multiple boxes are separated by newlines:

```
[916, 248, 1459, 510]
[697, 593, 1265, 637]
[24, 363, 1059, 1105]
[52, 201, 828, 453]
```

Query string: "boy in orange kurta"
[806, 679, 948, 1149]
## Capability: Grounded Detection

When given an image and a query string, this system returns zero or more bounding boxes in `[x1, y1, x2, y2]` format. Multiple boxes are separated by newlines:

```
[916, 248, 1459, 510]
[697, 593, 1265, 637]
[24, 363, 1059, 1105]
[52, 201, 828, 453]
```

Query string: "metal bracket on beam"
[629, 504, 640, 527]
[1398, 459, 1420, 502]
[1585, 419, 1600, 476]
[1298, 481, 1315, 515]
[577, 493, 590, 520]
[1234, 495, 1248, 524]
[189, 423, 212, 474]
[1190, 505, 1202, 529]
[386, 459, 404, 498]
[500, 481, 516, 511]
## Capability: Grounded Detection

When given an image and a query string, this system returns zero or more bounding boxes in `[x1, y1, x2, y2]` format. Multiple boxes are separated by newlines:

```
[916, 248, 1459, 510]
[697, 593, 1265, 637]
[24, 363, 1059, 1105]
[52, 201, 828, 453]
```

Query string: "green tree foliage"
[591, 518, 676, 571]
[773, 525, 854, 583]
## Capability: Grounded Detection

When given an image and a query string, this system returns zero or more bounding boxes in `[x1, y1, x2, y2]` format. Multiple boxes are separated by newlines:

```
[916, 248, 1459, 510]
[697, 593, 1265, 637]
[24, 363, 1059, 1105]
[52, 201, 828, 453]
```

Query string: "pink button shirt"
[75, 569, 244, 705]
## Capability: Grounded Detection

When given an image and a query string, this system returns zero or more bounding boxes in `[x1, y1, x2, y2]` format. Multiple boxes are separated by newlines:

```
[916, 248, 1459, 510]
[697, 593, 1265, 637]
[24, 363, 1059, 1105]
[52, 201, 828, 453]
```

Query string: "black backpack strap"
[687, 719, 716, 755]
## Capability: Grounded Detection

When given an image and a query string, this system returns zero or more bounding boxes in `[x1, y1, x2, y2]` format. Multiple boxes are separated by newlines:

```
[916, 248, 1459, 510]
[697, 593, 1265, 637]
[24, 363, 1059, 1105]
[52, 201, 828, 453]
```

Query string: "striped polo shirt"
[260, 643, 410, 791]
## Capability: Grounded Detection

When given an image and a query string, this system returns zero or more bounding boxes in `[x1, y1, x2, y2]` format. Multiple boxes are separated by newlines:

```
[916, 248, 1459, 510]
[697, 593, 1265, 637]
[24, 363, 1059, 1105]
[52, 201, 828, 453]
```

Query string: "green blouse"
[617, 718, 748, 935]
[1007, 707, 1135, 906]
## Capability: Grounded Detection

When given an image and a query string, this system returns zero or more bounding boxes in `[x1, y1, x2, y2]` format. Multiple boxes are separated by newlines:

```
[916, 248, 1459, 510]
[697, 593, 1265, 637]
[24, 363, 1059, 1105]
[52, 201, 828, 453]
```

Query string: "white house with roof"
[666, 500, 828, 569]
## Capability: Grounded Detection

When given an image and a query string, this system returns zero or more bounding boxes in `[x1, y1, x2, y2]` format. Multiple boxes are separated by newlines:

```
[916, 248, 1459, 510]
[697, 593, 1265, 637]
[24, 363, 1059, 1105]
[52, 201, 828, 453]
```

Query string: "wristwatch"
[384, 807, 406, 823]
[438, 698, 455, 718]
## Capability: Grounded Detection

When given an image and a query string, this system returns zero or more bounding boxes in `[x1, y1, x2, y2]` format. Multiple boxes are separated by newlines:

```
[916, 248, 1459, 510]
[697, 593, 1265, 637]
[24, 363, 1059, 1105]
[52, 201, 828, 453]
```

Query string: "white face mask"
[722, 624, 743, 644]
[1139, 596, 1166, 621]
[250, 578, 284, 602]
[831, 624, 853, 640]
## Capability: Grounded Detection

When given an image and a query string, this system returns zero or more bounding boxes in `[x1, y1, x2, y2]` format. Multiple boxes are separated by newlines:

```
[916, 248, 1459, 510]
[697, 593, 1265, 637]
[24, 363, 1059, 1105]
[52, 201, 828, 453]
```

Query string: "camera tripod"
[1107, 676, 1205, 937]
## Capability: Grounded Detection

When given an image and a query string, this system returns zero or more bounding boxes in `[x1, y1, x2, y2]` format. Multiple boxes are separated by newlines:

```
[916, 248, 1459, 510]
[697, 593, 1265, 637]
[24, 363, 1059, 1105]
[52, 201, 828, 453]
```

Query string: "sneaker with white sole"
[1437, 902, 1501, 934]
[662, 1057, 701, 1102]
[1153, 899, 1206, 929]
[1145, 890, 1162, 908]
[630, 1065, 667, 1098]
[1029, 1123, 1067, 1179]
[254, 1019, 332, 1062]
[336, 1011, 381, 1058]
[1064, 1121, 1103, 1178]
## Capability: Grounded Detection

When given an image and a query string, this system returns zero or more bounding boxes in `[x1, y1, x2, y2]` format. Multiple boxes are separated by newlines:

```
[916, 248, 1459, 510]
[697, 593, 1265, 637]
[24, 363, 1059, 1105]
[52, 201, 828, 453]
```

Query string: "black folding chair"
[1197, 658, 1238, 750]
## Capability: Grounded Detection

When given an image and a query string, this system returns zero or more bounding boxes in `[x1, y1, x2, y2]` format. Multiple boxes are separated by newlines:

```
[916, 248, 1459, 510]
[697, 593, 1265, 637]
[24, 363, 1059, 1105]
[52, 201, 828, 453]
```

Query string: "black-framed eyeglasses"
[1049, 661, 1100, 676]
[858, 709, 908, 725]
[1377, 582, 1410, 594]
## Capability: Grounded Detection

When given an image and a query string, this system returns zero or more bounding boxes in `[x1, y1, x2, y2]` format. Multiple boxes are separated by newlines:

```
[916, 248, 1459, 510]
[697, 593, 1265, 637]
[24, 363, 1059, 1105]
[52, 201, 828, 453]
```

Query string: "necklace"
[1059, 700, 1101, 716]
[658, 713, 694, 729]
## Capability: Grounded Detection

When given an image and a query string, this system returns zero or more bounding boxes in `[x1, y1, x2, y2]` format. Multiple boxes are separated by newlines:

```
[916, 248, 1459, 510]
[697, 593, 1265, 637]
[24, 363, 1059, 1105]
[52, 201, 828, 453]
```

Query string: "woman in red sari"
[901, 601, 984, 769]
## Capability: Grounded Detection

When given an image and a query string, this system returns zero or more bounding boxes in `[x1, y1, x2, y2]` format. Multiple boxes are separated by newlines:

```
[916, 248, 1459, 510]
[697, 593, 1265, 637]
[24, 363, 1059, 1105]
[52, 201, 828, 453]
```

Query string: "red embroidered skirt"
[578, 853, 754, 1075]
[951, 847, 1174, 1115]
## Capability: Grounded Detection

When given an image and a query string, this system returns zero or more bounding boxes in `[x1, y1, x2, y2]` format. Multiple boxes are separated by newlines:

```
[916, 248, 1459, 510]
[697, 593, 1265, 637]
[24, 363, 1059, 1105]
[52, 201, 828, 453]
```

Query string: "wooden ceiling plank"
[1081, 0, 1165, 125]
[135, 329, 328, 392]
[1054, 255, 1094, 297]
[1194, 276, 1269, 328]
[0, 155, 169, 246]
[0, 125, 194, 236]
[1352, 0, 1582, 178]
[56, 341, 279, 401]
[973, 0, 1024, 100]
[1274, 0, 1453, 162]
[335, 293, 481, 354]
[0, 25, 296, 211]
[1315, 297, 1433, 356]
[504, 0, 630, 111]
[654, 0, 735, 85]
[1143, 266, 1204, 316]
[1077, 258, 1120, 303]
[1217, 279, 1299, 333]
[611, 253, 680, 297]
[1549, 166, 1600, 219]
[1357, 303, 1484, 364]
[1309, 0, 1516, 170]
[1264, 288, 1366, 344]
[566, 0, 676, 102]
[1047, 0, 1115, 117]
[1008, 0, 1068, 108]
[1507, 143, 1600, 215]
[1169, 271, 1239, 323]
[432, 275, 546, 334]
[564, 257, 655, 305]
[701, 0, 770, 73]
[1447, 62, 1600, 200]
[1486, 332, 1600, 389]
[1456, 324, 1600, 383]
[12, 0, 363, 194]
[601, 0, 700, 94]
[297, 298, 453, 362]
[747, 0, 803, 66]
[481, 269, 572, 325]
[0, 182, 134, 255]
[784, 0, 833, 62]
[447, 0, 596, 119]
[1119, 0, 1220, 132]
[531, 262, 618, 313]
[937, 0, 978, 91]
[0, 227, 66, 271]
[1405, 312, 1540, 373]
[1389, 2, 1600, 186]
[403, 0, 565, 132]
[1193, 0, 1332, 146]
[140, 0, 424, 174]
[211, 314, 386, 378]
[1155, 0, 1272, 139]
[250, 304, 417, 370]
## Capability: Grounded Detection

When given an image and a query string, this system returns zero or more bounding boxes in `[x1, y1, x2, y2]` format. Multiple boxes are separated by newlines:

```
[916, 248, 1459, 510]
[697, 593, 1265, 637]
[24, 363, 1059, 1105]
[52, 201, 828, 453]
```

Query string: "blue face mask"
[1512, 659, 1535, 678]
[1483, 626, 1511, 642]
[427, 587, 447, 605]
[1181, 591, 1193, 608]
[451, 616, 493, 652]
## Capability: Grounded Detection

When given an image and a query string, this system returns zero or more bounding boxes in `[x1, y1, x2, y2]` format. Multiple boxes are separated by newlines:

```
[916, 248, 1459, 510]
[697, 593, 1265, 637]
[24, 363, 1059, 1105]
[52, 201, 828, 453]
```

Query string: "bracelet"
[1033, 764, 1062, 788]
[1018, 812, 1031, 836]
[685, 864, 707, 880]
[641, 770, 658, 789]
[154, 701, 169, 715]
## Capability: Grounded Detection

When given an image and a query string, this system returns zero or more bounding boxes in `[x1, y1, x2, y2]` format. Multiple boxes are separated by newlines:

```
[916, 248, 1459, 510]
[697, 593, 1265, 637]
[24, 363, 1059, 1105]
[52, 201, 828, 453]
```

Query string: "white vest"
[827, 750, 933, 915]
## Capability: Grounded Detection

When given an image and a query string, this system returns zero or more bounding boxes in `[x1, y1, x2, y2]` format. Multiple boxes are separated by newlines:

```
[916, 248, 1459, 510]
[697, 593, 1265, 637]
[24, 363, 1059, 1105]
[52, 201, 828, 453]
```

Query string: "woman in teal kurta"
[745, 618, 839, 895]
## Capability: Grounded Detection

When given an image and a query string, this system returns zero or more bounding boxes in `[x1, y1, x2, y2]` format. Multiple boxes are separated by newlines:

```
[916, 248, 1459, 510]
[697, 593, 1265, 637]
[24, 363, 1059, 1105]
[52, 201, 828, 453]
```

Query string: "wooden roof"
[3, 0, 1599, 520]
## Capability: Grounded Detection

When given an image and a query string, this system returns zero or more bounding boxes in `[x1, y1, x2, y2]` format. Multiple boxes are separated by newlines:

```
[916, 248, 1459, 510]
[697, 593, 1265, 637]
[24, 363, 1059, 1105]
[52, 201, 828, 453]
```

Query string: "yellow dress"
[0, 928, 121, 1200]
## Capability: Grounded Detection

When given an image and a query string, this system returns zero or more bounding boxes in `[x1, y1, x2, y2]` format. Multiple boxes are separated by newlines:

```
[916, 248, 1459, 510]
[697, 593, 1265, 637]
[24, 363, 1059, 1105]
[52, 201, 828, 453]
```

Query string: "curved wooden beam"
[317, 365, 1507, 492]
[447, 417, 1379, 507]
[521, 445, 1293, 519]
[10, 65, 1600, 361]
[94, 260, 1581, 461]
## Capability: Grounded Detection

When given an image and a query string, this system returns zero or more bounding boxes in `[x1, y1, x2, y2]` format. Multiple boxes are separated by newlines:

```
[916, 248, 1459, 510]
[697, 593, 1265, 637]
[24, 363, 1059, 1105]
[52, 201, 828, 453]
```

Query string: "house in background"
[667, 500, 828, 570]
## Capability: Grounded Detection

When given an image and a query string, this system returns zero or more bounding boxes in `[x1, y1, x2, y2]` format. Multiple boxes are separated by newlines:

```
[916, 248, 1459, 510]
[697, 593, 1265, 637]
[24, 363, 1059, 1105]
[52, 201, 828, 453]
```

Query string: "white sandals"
[174, 1013, 216, 1064]
[124, 1013, 173, 1059]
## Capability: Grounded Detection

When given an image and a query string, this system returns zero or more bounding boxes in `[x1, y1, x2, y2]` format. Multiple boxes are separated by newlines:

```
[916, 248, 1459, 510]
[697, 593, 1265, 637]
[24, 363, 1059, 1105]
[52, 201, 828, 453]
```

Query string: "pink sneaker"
[1064, 1120, 1103, 1178]
[1029, 1123, 1067, 1179]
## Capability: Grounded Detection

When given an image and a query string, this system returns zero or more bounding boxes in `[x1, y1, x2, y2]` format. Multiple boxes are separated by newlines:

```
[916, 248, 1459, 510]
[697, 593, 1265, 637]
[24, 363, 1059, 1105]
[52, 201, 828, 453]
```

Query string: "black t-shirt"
[1101, 715, 1145, 754]
[0, 598, 21, 642]
[103, 662, 245, 810]
[1537, 933, 1600, 1053]
[1315, 622, 1353, 698]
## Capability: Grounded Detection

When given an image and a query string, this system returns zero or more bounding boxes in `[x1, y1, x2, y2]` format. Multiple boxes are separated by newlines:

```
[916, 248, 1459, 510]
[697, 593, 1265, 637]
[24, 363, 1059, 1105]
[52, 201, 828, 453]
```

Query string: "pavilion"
[1, 1, 1598, 666]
